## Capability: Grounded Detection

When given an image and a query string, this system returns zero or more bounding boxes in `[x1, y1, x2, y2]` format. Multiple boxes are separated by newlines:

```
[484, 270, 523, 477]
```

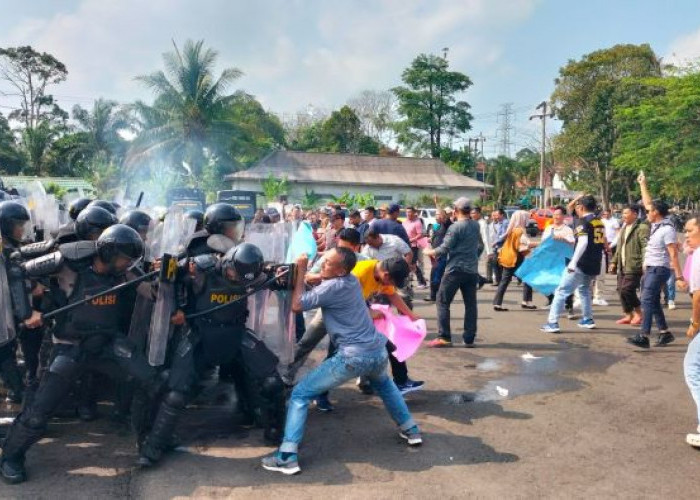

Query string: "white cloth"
[361, 233, 411, 261]
[690, 250, 700, 294]
[602, 218, 620, 246]
[478, 219, 492, 255]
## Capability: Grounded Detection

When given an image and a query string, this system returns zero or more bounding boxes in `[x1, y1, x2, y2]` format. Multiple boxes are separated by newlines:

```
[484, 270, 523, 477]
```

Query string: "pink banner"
[371, 304, 427, 362]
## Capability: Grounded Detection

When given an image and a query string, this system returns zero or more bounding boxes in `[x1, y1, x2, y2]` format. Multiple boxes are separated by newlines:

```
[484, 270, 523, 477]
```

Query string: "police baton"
[40, 263, 165, 321]
[185, 268, 290, 321]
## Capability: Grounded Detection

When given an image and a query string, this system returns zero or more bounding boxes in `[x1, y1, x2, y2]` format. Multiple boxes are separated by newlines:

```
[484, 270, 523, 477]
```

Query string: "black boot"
[0, 358, 24, 405]
[138, 401, 181, 467]
[0, 419, 43, 484]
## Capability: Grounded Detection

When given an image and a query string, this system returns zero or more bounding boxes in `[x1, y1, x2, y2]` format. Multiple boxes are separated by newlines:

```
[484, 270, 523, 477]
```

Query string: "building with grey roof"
[225, 151, 490, 204]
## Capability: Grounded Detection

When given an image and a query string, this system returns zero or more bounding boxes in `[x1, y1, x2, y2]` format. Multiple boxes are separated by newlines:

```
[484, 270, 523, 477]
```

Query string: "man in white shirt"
[363, 230, 412, 264]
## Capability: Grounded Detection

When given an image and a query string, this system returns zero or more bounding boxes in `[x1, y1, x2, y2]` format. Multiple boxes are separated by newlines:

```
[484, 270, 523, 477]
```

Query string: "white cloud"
[0, 0, 539, 115]
[666, 25, 700, 66]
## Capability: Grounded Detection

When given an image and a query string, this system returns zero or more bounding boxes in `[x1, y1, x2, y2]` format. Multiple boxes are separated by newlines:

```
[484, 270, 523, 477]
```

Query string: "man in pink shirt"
[403, 207, 429, 289]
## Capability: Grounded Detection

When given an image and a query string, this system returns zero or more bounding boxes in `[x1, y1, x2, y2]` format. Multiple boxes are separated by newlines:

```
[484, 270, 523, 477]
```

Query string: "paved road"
[2, 274, 698, 499]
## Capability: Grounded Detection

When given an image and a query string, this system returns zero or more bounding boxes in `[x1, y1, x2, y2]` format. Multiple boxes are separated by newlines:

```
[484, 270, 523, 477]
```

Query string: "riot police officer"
[185, 209, 204, 232]
[119, 209, 152, 241]
[185, 203, 244, 257]
[0, 201, 38, 404]
[0, 225, 162, 484]
[136, 242, 287, 467]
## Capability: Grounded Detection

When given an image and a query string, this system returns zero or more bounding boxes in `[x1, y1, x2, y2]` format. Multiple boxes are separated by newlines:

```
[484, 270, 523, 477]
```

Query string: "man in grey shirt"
[262, 247, 422, 475]
[424, 197, 482, 347]
[627, 172, 685, 349]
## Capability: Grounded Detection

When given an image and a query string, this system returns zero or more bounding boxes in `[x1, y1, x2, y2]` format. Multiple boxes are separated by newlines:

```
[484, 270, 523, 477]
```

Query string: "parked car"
[504, 208, 540, 237]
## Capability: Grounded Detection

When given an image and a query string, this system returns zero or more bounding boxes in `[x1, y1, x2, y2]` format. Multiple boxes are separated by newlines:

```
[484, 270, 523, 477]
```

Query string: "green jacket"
[612, 220, 649, 274]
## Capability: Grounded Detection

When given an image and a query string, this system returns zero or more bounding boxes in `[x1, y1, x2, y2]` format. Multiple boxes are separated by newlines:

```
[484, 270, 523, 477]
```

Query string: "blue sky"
[1, 0, 700, 157]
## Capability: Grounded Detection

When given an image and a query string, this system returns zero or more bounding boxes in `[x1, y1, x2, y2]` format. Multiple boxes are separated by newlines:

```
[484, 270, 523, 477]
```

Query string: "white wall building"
[226, 151, 490, 205]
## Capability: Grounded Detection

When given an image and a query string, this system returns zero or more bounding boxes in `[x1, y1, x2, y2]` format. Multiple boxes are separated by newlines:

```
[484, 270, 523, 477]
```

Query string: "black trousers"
[493, 258, 532, 306]
[487, 253, 502, 284]
[617, 271, 642, 313]
[411, 247, 427, 285]
[1, 336, 157, 461]
[437, 270, 478, 344]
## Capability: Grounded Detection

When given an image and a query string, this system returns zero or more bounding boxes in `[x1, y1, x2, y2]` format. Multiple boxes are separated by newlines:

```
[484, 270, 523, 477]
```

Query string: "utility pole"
[469, 134, 486, 183]
[529, 101, 554, 209]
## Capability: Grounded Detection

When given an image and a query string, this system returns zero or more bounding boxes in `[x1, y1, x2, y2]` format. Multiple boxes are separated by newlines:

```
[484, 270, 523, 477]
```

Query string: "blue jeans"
[279, 349, 417, 454]
[548, 268, 594, 324]
[684, 334, 700, 427]
[663, 270, 677, 303]
[640, 266, 670, 335]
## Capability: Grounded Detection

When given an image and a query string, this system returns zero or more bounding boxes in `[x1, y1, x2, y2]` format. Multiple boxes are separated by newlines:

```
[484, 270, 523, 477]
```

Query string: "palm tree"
[127, 39, 244, 182]
[72, 98, 131, 163]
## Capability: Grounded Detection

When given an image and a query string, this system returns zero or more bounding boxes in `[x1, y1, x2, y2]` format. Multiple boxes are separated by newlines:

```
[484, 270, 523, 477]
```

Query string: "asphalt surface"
[1, 272, 699, 499]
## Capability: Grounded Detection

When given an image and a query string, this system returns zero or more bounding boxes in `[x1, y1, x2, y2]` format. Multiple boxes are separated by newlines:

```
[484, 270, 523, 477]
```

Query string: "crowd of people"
[1, 169, 699, 483]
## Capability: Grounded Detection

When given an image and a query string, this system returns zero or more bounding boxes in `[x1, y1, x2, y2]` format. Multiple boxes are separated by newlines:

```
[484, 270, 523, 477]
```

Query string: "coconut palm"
[127, 39, 245, 181]
[72, 98, 131, 162]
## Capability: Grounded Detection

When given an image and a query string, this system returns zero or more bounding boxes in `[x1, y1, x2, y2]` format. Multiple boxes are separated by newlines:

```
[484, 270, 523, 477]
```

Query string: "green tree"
[0, 45, 68, 129]
[614, 71, 700, 204]
[261, 174, 288, 201]
[488, 155, 518, 206]
[128, 39, 245, 181]
[0, 112, 25, 173]
[392, 53, 473, 157]
[20, 120, 60, 175]
[551, 44, 662, 208]
[439, 146, 475, 176]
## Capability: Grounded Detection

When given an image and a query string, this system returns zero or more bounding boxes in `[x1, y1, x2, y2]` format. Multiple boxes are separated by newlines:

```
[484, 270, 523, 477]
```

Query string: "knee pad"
[163, 390, 186, 410]
[48, 354, 79, 379]
[113, 338, 135, 359]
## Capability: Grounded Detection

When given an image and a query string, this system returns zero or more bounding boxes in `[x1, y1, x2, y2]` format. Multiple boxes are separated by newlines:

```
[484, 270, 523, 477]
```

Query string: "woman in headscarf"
[492, 210, 537, 311]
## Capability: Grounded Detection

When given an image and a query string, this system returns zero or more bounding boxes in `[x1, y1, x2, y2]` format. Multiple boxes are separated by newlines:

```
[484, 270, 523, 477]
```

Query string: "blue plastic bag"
[286, 221, 317, 263]
[515, 237, 573, 296]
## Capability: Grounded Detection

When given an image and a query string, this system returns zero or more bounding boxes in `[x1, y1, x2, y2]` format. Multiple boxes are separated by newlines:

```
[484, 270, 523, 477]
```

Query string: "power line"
[496, 102, 515, 157]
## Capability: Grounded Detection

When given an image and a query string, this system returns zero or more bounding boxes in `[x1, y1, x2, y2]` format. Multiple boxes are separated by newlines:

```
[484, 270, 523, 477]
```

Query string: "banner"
[515, 237, 574, 296]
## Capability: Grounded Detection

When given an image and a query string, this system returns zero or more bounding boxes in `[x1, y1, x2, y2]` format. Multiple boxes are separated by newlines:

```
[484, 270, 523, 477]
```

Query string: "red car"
[529, 208, 574, 234]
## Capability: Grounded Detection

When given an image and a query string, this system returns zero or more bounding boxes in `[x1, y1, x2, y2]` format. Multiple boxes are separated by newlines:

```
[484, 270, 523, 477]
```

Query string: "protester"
[542, 206, 576, 314]
[372, 203, 410, 245]
[610, 205, 648, 326]
[681, 214, 700, 448]
[487, 209, 508, 285]
[424, 197, 481, 348]
[470, 207, 492, 288]
[261, 248, 422, 475]
[492, 210, 537, 311]
[541, 195, 604, 333]
[325, 210, 346, 251]
[627, 172, 685, 348]
[402, 206, 429, 289]
[424, 209, 452, 303]
[363, 229, 412, 264]
[350, 209, 369, 243]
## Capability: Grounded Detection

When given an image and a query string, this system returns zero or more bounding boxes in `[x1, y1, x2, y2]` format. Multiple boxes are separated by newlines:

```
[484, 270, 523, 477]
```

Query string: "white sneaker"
[592, 299, 609, 306]
[668, 301, 676, 310]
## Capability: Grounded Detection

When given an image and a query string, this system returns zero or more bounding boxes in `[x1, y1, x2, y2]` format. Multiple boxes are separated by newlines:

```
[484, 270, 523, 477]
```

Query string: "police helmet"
[86, 199, 117, 215]
[221, 243, 264, 283]
[119, 209, 152, 235]
[185, 209, 204, 232]
[204, 203, 243, 241]
[0, 201, 30, 243]
[96, 224, 144, 268]
[76, 206, 118, 240]
[68, 197, 92, 221]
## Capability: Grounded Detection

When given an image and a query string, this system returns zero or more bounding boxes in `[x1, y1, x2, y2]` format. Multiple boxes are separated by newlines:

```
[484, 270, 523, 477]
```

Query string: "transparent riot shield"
[147, 208, 196, 366]
[245, 222, 295, 369]
[0, 250, 17, 346]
